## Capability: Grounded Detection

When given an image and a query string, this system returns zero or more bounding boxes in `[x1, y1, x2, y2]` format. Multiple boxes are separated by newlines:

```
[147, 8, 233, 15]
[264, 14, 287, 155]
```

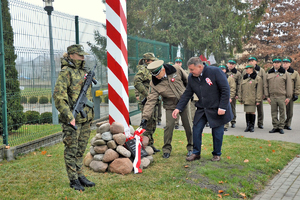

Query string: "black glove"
[140, 119, 147, 129]
[292, 95, 298, 102]
[141, 98, 147, 105]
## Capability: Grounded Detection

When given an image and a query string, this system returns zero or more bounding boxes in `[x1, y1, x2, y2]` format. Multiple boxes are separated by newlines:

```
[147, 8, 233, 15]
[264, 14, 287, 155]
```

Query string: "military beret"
[174, 57, 183, 63]
[245, 64, 254, 69]
[143, 52, 156, 60]
[228, 58, 237, 64]
[248, 55, 258, 61]
[147, 60, 164, 76]
[272, 56, 282, 62]
[218, 65, 227, 69]
[282, 56, 292, 63]
[67, 44, 89, 55]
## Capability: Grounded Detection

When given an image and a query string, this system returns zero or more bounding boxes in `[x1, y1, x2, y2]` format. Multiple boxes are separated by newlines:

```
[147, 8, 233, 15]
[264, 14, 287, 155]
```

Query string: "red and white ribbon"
[133, 135, 142, 174]
[205, 77, 213, 86]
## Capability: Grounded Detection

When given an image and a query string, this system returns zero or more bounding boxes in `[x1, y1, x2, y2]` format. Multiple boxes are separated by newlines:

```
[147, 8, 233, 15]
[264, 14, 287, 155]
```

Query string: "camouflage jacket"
[134, 64, 151, 104]
[53, 57, 94, 124]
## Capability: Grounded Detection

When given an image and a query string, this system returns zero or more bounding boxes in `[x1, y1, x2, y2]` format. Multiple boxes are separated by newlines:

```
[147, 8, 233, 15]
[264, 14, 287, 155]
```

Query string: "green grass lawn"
[0, 127, 299, 200]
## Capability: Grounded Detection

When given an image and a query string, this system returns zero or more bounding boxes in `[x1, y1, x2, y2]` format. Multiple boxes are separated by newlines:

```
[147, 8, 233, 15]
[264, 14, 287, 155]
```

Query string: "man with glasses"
[140, 60, 193, 159]
[226, 58, 242, 128]
[281, 56, 300, 130]
[265, 56, 292, 134]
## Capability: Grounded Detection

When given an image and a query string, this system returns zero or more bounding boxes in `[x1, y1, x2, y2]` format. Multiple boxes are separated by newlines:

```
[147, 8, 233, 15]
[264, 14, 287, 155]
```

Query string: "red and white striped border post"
[106, 0, 130, 137]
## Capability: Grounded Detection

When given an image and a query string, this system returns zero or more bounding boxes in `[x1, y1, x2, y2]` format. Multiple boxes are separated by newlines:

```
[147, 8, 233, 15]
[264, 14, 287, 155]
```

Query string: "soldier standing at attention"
[282, 56, 300, 130]
[219, 65, 236, 131]
[140, 60, 193, 159]
[238, 65, 263, 132]
[173, 57, 184, 129]
[247, 56, 266, 129]
[53, 44, 95, 191]
[134, 52, 160, 153]
[265, 56, 292, 134]
[226, 58, 242, 128]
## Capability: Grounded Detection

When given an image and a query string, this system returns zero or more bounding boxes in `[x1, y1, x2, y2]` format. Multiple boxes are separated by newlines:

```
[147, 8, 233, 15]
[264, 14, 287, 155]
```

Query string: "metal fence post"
[75, 16, 79, 44]
[44, 4, 59, 125]
[0, 1, 8, 145]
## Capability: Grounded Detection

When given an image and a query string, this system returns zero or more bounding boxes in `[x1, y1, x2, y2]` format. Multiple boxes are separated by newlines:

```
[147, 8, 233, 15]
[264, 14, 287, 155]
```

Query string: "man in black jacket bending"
[172, 57, 233, 162]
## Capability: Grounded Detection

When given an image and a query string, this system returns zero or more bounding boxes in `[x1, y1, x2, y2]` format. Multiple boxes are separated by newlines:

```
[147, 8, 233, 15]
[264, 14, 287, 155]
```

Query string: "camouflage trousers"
[62, 121, 91, 181]
[140, 103, 158, 146]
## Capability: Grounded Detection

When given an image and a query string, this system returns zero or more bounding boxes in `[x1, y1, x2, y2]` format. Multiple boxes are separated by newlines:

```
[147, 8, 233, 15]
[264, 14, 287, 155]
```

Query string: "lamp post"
[43, 0, 58, 125]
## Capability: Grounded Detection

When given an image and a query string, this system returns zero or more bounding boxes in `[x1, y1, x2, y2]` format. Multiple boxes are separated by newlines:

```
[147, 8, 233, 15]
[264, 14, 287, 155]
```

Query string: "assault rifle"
[70, 65, 98, 130]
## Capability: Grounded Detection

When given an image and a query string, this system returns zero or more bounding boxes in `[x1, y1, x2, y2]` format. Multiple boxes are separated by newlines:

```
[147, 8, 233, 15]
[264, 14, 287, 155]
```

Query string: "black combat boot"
[249, 114, 256, 132]
[244, 114, 250, 132]
[70, 179, 85, 191]
[78, 176, 96, 187]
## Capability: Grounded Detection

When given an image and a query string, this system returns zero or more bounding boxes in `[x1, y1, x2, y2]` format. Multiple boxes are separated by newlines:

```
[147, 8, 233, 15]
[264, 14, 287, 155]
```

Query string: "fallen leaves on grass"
[268, 144, 271, 147]
[244, 159, 249, 163]
[266, 158, 270, 162]
[227, 156, 231, 159]
[217, 194, 222, 198]
[184, 165, 189, 168]
[224, 194, 230, 196]
[239, 192, 247, 198]
[272, 150, 275, 153]
[47, 155, 52, 157]
[219, 181, 224, 184]
[218, 190, 224, 193]
[41, 151, 47, 155]
[259, 146, 262, 149]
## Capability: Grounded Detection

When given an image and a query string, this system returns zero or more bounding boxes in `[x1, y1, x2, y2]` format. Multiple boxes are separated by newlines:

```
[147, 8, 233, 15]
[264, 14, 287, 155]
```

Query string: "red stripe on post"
[107, 52, 128, 95]
[106, 21, 128, 64]
[108, 84, 129, 125]
[106, 0, 127, 33]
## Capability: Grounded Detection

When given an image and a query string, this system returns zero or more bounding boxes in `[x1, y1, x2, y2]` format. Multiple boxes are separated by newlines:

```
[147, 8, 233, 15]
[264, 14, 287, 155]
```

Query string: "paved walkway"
[130, 103, 300, 200]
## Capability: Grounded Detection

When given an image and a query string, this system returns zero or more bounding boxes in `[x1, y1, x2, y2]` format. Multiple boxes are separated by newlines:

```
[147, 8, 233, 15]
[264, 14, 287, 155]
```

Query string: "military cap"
[248, 55, 258, 61]
[143, 52, 156, 61]
[228, 58, 237, 64]
[167, 62, 174, 65]
[245, 64, 254, 69]
[218, 65, 227, 69]
[147, 60, 164, 76]
[282, 56, 292, 63]
[174, 57, 183, 63]
[272, 56, 282, 62]
[67, 44, 89, 55]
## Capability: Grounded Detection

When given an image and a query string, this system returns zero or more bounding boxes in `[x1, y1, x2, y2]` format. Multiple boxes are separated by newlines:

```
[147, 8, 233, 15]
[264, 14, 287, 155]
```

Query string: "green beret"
[174, 57, 183, 63]
[282, 56, 292, 63]
[245, 64, 254, 69]
[147, 60, 164, 76]
[228, 59, 237, 64]
[218, 65, 226, 69]
[272, 56, 282, 62]
[67, 44, 89, 55]
[248, 55, 257, 61]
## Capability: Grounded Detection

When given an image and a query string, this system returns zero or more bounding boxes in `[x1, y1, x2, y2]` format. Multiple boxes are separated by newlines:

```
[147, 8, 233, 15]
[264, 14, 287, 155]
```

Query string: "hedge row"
[22, 94, 138, 104]
[24, 111, 53, 124]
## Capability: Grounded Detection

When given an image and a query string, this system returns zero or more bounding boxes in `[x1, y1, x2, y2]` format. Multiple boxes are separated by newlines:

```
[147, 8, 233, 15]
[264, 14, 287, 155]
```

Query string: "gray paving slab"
[130, 103, 300, 200]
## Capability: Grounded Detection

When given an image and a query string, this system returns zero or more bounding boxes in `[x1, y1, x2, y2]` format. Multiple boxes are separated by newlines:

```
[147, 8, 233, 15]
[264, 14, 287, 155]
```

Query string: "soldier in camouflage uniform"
[134, 52, 160, 153]
[53, 44, 95, 191]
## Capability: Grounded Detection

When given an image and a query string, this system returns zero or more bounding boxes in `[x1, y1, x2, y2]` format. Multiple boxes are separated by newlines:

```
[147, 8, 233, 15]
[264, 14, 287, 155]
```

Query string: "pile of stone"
[83, 121, 154, 175]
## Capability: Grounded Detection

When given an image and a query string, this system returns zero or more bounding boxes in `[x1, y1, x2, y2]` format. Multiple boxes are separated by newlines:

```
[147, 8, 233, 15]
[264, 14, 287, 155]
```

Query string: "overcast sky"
[21, 0, 106, 23]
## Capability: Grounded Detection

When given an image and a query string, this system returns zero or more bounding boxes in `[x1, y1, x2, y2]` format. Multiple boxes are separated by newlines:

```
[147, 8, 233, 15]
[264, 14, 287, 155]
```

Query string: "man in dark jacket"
[172, 57, 233, 162]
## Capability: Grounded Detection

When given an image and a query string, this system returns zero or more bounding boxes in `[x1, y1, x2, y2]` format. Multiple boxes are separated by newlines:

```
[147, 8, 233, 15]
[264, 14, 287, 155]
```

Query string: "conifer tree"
[0, 0, 24, 134]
